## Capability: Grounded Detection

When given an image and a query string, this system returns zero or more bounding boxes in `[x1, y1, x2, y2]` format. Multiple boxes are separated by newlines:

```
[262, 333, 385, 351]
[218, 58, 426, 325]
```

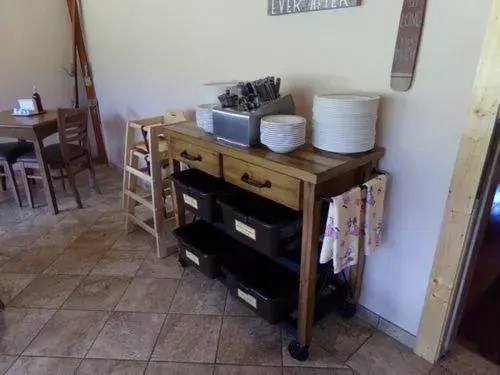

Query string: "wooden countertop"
[165, 122, 385, 184]
[0, 110, 58, 128]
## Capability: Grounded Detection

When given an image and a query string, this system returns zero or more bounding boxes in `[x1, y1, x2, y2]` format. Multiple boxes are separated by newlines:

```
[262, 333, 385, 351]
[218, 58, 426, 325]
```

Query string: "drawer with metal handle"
[170, 138, 221, 177]
[222, 155, 301, 210]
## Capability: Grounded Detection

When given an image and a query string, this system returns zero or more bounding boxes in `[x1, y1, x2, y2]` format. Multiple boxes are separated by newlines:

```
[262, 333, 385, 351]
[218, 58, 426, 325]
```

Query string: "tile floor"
[0, 167, 497, 374]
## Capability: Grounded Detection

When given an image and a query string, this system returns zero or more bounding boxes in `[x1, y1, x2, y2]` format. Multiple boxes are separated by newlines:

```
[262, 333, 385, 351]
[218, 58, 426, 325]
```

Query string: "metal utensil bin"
[213, 94, 296, 147]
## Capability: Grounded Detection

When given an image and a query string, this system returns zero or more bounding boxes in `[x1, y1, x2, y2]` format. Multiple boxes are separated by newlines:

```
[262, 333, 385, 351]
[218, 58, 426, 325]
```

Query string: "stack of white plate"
[195, 104, 215, 134]
[312, 94, 380, 154]
[260, 115, 306, 153]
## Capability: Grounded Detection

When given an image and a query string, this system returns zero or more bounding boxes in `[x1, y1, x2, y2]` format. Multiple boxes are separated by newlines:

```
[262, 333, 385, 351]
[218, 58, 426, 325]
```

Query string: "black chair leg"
[3, 162, 22, 207]
[66, 165, 83, 209]
[19, 164, 34, 209]
[0, 165, 6, 191]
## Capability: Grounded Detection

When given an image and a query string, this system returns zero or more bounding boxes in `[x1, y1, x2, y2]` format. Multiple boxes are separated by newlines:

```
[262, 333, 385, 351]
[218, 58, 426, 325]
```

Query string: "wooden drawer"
[170, 138, 221, 177]
[223, 156, 302, 210]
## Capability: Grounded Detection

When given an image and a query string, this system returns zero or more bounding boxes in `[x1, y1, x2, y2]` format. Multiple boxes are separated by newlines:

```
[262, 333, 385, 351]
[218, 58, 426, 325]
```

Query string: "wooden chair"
[0, 141, 34, 207]
[17, 108, 100, 209]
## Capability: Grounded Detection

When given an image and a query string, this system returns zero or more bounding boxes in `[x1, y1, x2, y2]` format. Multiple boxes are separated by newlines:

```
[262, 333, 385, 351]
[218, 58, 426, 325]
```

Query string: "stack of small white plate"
[195, 104, 215, 134]
[260, 115, 306, 153]
[312, 94, 380, 154]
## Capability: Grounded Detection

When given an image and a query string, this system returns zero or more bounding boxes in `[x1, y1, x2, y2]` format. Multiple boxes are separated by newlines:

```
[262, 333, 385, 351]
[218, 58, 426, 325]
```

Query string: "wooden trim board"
[415, 0, 500, 363]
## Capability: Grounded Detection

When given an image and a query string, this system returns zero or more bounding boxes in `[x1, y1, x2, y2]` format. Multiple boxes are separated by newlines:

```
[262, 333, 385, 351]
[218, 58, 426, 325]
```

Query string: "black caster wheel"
[178, 257, 188, 268]
[288, 340, 309, 361]
[336, 300, 357, 318]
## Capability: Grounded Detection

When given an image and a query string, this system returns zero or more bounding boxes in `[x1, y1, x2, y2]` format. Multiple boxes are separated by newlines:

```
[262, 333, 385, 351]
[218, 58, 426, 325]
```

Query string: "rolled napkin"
[320, 187, 362, 274]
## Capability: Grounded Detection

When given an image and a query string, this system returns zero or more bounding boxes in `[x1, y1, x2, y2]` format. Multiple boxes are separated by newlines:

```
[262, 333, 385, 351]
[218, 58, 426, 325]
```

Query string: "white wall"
[80, 0, 492, 335]
[0, 0, 73, 130]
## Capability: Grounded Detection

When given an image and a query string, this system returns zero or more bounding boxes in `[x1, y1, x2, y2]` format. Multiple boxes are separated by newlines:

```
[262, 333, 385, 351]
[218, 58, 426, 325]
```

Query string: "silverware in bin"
[213, 94, 296, 147]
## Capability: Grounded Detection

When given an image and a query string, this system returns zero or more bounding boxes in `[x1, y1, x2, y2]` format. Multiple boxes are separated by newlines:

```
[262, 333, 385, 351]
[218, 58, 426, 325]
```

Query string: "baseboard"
[356, 305, 417, 349]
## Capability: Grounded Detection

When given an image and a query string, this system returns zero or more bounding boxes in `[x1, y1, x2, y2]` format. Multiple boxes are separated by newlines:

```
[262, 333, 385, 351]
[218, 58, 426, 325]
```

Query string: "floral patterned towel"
[363, 174, 388, 255]
[320, 187, 362, 274]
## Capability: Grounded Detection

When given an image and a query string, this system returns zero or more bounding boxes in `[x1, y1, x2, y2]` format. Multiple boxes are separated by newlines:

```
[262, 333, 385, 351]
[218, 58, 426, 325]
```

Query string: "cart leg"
[290, 182, 321, 362]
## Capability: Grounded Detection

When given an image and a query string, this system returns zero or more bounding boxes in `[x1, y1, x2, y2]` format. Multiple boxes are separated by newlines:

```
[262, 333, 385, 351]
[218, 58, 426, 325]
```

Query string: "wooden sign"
[268, 0, 361, 16]
[391, 0, 427, 92]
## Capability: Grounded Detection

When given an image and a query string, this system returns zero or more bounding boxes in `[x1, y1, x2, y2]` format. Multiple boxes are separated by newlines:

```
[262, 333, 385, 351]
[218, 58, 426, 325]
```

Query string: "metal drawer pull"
[180, 151, 202, 162]
[241, 173, 272, 189]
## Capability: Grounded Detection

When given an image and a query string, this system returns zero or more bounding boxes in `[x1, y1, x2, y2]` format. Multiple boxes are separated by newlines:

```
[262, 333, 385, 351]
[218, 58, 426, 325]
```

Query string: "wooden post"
[297, 182, 321, 346]
[415, 0, 500, 363]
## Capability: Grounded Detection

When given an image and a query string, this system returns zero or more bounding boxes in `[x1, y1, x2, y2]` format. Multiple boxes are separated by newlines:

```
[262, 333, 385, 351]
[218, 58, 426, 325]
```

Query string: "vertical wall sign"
[268, 0, 361, 16]
[391, 0, 428, 92]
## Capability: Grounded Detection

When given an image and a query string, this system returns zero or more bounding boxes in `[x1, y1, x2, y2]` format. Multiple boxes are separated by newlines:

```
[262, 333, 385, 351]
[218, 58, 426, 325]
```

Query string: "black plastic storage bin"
[174, 220, 240, 278]
[217, 190, 301, 258]
[170, 169, 228, 223]
[222, 253, 299, 324]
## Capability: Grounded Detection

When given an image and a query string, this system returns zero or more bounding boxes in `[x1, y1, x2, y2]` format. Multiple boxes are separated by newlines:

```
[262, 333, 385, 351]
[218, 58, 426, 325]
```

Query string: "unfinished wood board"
[415, 0, 500, 363]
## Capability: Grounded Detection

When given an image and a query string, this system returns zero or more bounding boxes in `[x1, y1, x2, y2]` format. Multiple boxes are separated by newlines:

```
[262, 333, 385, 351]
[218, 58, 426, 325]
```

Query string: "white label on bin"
[238, 289, 257, 309]
[185, 250, 200, 266]
[183, 194, 198, 209]
[235, 220, 256, 240]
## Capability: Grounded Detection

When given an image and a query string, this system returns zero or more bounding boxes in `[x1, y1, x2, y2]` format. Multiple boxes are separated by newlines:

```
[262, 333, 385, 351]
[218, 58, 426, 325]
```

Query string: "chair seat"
[0, 141, 34, 164]
[18, 144, 87, 166]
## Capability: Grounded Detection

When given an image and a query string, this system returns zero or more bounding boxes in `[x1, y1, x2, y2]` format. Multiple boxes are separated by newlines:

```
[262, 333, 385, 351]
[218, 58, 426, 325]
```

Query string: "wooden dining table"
[0, 110, 60, 214]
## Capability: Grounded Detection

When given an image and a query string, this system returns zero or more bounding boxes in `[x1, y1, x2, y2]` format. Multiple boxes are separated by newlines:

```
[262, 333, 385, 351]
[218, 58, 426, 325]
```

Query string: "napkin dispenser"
[213, 94, 296, 147]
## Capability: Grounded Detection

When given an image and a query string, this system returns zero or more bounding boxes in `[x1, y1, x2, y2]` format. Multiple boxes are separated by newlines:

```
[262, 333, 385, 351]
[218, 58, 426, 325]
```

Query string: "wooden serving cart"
[165, 122, 384, 361]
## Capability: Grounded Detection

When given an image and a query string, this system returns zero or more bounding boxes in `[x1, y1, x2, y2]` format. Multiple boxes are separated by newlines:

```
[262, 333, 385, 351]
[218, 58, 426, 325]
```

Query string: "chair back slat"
[57, 108, 89, 161]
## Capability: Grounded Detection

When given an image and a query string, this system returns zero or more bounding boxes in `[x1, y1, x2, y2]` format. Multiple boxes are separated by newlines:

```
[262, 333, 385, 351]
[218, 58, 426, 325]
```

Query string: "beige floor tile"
[77, 359, 147, 375]
[429, 366, 455, 375]
[282, 368, 331, 375]
[91, 251, 147, 277]
[284, 368, 356, 375]
[0, 233, 45, 254]
[5, 357, 81, 375]
[71, 224, 122, 250]
[215, 365, 283, 375]
[111, 232, 155, 252]
[24, 309, 110, 358]
[151, 314, 222, 363]
[63, 276, 131, 310]
[439, 344, 500, 374]
[0, 274, 36, 304]
[145, 362, 214, 375]
[44, 246, 108, 275]
[347, 332, 432, 375]
[9, 275, 82, 308]
[136, 252, 184, 279]
[217, 316, 282, 366]
[116, 278, 178, 313]
[282, 331, 346, 369]
[313, 314, 375, 362]
[0, 308, 56, 355]
[0, 355, 16, 375]
[0, 246, 64, 274]
[0, 255, 10, 269]
[87, 311, 165, 360]
[169, 276, 227, 315]
[224, 293, 256, 317]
